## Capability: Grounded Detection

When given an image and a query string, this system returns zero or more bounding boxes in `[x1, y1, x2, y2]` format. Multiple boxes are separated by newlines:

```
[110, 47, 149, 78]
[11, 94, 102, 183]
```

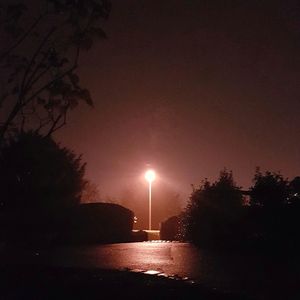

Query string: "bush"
[0, 131, 86, 210]
[0, 131, 86, 244]
[250, 169, 289, 208]
[182, 170, 243, 248]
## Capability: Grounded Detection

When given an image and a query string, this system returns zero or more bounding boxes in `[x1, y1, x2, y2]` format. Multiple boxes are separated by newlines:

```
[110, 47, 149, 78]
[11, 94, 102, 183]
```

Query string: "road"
[1, 241, 198, 271]
[1, 241, 300, 298]
[47, 241, 202, 279]
[1, 241, 219, 284]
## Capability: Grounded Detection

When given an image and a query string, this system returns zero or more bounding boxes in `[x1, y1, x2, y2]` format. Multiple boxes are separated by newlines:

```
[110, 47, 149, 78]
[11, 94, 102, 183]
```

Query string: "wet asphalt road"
[1, 242, 201, 278]
[1, 241, 300, 299]
[46, 241, 202, 279]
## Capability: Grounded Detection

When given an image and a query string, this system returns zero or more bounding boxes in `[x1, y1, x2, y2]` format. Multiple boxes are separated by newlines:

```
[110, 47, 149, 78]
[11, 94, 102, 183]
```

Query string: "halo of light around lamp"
[145, 169, 156, 183]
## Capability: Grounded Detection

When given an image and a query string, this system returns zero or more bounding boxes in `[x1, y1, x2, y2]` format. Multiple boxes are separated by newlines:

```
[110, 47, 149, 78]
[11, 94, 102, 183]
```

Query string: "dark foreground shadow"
[0, 266, 251, 300]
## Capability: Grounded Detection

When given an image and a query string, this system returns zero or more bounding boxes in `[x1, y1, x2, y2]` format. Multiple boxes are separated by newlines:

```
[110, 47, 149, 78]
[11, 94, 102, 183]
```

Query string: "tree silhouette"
[183, 169, 243, 247]
[289, 176, 300, 204]
[0, 131, 86, 211]
[81, 180, 101, 203]
[249, 168, 289, 208]
[247, 169, 298, 250]
[0, 1, 111, 143]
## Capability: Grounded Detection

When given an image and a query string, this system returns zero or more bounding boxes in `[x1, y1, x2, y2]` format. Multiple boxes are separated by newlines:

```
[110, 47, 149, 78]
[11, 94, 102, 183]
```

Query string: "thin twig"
[0, 13, 45, 61]
[20, 26, 56, 95]
[23, 64, 77, 106]
[24, 49, 51, 92]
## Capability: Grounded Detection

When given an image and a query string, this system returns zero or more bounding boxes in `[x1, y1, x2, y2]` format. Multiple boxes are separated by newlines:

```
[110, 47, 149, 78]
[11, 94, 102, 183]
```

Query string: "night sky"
[55, 0, 300, 206]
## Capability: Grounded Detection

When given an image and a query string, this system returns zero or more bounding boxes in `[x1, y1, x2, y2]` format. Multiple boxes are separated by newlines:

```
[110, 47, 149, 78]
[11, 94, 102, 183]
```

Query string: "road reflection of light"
[157, 273, 169, 278]
[45, 242, 201, 283]
[144, 270, 161, 275]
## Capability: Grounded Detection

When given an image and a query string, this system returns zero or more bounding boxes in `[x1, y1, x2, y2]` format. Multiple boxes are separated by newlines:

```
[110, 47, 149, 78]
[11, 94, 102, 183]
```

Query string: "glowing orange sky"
[55, 0, 300, 212]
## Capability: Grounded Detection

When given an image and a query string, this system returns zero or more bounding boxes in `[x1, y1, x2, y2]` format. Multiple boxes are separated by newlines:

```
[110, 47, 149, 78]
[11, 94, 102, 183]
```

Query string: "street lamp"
[145, 169, 156, 230]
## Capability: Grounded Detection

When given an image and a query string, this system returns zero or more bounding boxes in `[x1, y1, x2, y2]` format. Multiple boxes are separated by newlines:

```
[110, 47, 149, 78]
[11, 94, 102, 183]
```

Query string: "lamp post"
[145, 169, 156, 230]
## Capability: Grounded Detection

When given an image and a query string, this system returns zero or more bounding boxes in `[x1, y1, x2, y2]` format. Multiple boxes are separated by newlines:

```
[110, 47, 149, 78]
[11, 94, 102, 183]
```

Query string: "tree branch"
[46, 112, 64, 137]
[21, 26, 57, 96]
[25, 64, 51, 93]
[0, 101, 21, 142]
[24, 49, 51, 93]
[24, 63, 77, 107]
[0, 13, 44, 62]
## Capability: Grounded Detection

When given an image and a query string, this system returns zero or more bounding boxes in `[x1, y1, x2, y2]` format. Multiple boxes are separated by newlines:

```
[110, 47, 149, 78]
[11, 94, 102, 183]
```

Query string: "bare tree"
[0, 0, 111, 143]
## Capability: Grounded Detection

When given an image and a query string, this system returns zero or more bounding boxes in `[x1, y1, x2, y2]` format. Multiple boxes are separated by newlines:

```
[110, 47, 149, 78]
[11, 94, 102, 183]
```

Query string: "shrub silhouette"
[183, 170, 243, 247]
[0, 131, 86, 244]
[0, 131, 85, 210]
[250, 169, 289, 208]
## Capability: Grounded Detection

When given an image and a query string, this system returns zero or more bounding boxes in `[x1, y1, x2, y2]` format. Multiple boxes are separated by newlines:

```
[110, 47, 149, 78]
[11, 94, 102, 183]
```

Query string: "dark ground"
[0, 266, 252, 300]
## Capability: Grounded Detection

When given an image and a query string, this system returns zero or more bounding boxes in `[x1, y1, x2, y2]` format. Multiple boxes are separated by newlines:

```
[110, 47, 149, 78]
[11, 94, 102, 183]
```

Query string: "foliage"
[246, 171, 300, 250]
[289, 176, 300, 204]
[0, 131, 86, 212]
[180, 168, 300, 252]
[290, 176, 300, 193]
[249, 168, 289, 208]
[0, 0, 111, 142]
[183, 169, 243, 247]
[81, 180, 101, 203]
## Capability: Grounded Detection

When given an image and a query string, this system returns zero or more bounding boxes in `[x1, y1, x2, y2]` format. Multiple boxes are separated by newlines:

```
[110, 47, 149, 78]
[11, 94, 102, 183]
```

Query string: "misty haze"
[0, 1, 299, 299]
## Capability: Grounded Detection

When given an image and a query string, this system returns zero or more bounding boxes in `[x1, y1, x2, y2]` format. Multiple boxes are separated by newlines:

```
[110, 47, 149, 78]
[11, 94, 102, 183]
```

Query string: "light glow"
[145, 169, 156, 183]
